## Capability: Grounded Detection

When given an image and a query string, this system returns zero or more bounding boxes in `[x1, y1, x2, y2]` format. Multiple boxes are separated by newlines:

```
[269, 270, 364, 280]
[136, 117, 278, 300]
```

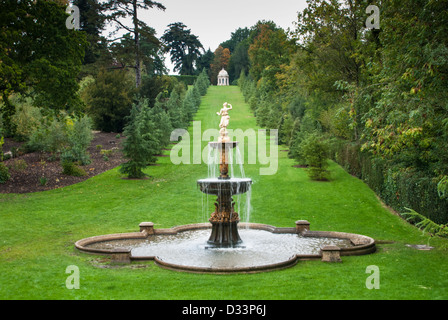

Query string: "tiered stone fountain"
[197, 102, 252, 248]
[74, 101, 376, 273]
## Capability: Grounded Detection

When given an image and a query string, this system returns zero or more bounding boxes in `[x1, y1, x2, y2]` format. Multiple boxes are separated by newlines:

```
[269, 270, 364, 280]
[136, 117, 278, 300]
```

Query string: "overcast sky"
[105, 0, 309, 74]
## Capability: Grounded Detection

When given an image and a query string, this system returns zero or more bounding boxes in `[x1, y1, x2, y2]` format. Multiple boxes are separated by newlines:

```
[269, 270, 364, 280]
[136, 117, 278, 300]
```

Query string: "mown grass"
[1, 86, 448, 300]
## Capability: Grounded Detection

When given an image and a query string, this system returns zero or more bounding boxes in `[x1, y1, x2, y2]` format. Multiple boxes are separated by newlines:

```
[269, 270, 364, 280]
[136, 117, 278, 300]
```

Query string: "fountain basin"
[75, 221, 376, 273]
[197, 178, 252, 195]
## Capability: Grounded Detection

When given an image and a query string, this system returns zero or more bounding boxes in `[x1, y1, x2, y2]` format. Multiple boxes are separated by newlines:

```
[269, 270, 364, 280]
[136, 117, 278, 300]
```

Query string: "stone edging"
[74, 221, 376, 273]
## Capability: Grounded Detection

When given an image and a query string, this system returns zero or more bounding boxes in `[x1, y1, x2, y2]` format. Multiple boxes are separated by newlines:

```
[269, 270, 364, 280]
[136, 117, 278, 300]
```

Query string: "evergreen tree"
[161, 22, 204, 75]
[164, 91, 185, 130]
[148, 97, 173, 153]
[182, 90, 196, 123]
[73, 0, 106, 65]
[195, 68, 209, 96]
[191, 85, 201, 110]
[120, 100, 160, 178]
[195, 48, 214, 76]
[102, 0, 165, 87]
[299, 133, 329, 181]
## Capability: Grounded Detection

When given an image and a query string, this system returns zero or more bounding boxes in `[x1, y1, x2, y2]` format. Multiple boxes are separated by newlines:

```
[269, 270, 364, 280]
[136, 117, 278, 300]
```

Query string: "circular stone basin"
[87, 228, 351, 270]
[197, 178, 252, 195]
[75, 222, 376, 273]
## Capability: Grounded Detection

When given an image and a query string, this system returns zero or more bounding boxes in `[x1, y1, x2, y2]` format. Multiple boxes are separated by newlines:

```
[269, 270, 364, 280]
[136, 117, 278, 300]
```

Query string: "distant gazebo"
[217, 68, 229, 86]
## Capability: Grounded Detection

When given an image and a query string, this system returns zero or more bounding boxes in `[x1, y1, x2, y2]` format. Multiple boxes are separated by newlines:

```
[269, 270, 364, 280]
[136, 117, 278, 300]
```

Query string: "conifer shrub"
[0, 163, 10, 184]
[120, 99, 160, 179]
[299, 133, 330, 181]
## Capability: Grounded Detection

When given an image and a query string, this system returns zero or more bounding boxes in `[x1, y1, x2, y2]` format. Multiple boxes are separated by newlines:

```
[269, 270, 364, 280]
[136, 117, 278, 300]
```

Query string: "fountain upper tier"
[208, 141, 238, 149]
[197, 177, 252, 195]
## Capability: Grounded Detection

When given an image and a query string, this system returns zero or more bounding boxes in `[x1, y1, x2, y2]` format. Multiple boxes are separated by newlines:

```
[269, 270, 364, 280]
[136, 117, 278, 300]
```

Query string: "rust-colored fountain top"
[197, 102, 252, 247]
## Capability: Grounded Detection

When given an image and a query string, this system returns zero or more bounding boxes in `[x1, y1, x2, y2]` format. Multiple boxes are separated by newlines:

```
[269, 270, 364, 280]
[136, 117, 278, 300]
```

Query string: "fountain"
[75, 101, 376, 273]
[197, 102, 252, 248]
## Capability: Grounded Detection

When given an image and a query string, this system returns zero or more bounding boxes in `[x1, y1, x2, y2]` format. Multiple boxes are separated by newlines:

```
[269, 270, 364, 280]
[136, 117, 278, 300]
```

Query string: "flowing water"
[203, 144, 252, 225]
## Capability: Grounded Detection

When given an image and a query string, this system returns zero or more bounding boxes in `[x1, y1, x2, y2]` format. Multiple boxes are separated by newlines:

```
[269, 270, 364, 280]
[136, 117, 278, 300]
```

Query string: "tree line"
[234, 0, 448, 224]
[0, 0, 212, 181]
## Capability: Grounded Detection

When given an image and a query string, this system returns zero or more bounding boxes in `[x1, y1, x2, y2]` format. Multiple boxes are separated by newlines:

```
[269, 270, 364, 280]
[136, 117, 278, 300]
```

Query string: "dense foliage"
[119, 69, 209, 178]
[0, 0, 87, 134]
[236, 1, 448, 223]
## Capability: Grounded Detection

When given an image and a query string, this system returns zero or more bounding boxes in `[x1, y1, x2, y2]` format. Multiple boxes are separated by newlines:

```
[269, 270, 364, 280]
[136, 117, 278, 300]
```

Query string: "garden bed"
[0, 132, 125, 194]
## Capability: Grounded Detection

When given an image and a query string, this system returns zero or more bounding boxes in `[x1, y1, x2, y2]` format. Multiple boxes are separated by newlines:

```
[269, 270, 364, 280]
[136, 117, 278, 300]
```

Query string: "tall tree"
[161, 22, 204, 75]
[73, 0, 106, 65]
[248, 22, 293, 88]
[0, 0, 87, 133]
[196, 48, 214, 76]
[210, 46, 231, 85]
[109, 26, 164, 75]
[219, 27, 251, 53]
[102, 0, 165, 87]
[228, 39, 250, 81]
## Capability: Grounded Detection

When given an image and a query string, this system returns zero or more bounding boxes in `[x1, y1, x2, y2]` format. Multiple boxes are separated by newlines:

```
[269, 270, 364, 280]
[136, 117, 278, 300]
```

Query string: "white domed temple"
[217, 68, 229, 86]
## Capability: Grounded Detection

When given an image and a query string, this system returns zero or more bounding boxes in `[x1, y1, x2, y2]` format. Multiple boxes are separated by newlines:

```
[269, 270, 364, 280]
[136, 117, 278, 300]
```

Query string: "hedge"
[331, 140, 448, 224]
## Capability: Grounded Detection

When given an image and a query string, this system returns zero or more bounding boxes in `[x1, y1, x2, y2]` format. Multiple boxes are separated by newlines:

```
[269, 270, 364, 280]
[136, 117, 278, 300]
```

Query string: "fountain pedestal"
[207, 185, 242, 247]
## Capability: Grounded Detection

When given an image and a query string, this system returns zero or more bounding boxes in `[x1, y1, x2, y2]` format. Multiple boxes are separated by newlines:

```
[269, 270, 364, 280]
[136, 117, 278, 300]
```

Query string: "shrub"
[39, 176, 48, 186]
[61, 160, 86, 177]
[0, 136, 4, 161]
[27, 114, 93, 164]
[11, 103, 43, 141]
[47, 118, 69, 153]
[0, 163, 10, 183]
[84, 69, 136, 132]
[100, 149, 113, 156]
[120, 100, 160, 179]
[27, 117, 68, 155]
[299, 133, 330, 181]
[10, 159, 28, 172]
[63, 115, 93, 165]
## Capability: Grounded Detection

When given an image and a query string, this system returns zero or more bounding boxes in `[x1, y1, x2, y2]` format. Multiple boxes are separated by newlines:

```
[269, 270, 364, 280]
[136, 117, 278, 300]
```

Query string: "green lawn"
[1, 86, 448, 300]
